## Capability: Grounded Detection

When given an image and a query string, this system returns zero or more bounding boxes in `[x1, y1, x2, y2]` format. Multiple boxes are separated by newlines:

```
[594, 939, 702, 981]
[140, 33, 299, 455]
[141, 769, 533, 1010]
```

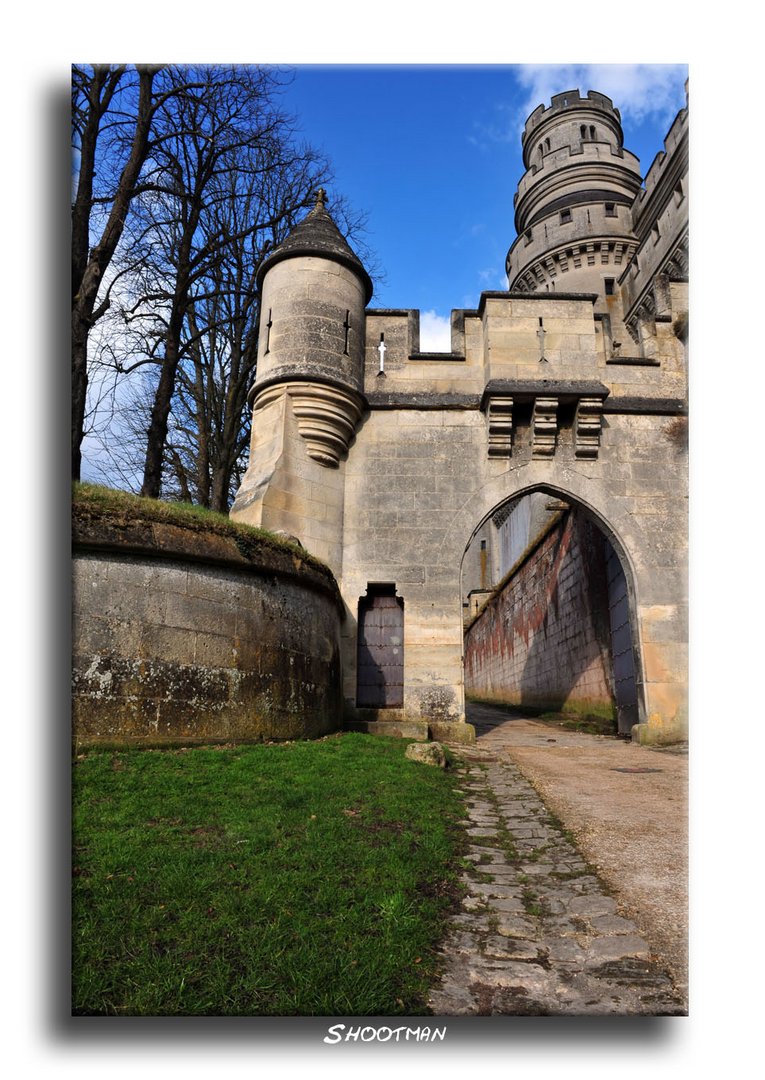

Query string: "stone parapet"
[513, 144, 642, 229]
[72, 498, 344, 746]
[521, 90, 624, 156]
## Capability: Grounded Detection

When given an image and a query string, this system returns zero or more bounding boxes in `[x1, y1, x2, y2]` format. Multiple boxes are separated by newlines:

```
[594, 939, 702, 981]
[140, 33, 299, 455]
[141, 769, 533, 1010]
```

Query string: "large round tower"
[506, 90, 642, 305]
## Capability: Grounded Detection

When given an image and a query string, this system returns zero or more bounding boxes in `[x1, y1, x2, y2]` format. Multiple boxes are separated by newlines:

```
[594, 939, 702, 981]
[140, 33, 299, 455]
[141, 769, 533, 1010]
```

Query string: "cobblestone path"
[427, 751, 685, 1016]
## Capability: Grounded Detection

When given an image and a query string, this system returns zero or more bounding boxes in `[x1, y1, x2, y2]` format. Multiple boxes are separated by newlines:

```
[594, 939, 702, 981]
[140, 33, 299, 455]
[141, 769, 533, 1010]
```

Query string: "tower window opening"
[605, 202, 616, 217]
[580, 124, 586, 139]
[652, 224, 661, 244]
[525, 228, 533, 244]
[560, 208, 572, 224]
[590, 125, 596, 139]
[605, 278, 615, 296]
[545, 138, 550, 151]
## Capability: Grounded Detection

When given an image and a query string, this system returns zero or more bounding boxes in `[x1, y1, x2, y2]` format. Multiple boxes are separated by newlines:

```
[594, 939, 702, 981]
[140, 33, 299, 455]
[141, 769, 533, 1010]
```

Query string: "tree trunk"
[71, 65, 158, 480]
[141, 313, 183, 499]
[71, 321, 90, 480]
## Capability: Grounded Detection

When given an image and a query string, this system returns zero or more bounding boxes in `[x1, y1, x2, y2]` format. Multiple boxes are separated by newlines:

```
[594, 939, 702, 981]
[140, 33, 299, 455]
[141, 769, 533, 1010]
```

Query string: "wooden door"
[357, 591, 404, 708]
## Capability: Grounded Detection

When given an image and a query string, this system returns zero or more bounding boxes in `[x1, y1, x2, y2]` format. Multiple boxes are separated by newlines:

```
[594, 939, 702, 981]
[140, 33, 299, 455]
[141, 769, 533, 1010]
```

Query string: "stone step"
[343, 719, 477, 743]
[343, 720, 429, 740]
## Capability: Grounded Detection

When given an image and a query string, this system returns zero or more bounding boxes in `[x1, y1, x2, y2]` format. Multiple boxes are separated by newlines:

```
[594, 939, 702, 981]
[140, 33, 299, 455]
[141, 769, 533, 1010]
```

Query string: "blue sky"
[8, 10, 761, 1070]
[280, 64, 688, 348]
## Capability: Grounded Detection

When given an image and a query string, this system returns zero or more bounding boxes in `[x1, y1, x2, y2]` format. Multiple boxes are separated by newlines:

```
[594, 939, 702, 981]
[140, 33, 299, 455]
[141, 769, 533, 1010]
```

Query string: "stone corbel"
[666, 233, 689, 280]
[575, 396, 604, 458]
[532, 396, 559, 457]
[653, 273, 672, 320]
[252, 381, 365, 469]
[288, 383, 365, 468]
[641, 291, 657, 319]
[486, 395, 514, 457]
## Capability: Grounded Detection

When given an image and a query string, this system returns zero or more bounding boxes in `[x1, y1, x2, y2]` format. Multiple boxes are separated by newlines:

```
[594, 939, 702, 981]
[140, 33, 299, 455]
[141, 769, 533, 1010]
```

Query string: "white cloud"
[419, 309, 451, 352]
[514, 64, 688, 131]
[478, 267, 508, 290]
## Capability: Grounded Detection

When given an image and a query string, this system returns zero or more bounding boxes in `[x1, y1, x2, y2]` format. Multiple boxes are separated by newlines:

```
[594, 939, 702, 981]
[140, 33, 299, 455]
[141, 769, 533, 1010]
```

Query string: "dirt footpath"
[464, 703, 688, 1003]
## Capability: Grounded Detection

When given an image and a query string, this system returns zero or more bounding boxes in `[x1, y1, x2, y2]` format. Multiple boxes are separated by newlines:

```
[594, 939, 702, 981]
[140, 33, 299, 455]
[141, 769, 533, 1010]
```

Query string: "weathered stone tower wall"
[507, 89, 643, 302]
[231, 191, 372, 575]
[231, 88, 689, 745]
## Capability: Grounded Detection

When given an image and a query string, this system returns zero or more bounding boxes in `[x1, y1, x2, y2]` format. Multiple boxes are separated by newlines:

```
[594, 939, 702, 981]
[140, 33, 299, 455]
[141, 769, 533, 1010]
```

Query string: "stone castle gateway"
[230, 88, 689, 745]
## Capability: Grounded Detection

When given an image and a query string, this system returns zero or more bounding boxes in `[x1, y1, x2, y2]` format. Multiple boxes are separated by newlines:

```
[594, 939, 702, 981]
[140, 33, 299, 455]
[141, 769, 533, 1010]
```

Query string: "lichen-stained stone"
[72, 504, 344, 747]
[404, 741, 447, 768]
[222, 91, 689, 745]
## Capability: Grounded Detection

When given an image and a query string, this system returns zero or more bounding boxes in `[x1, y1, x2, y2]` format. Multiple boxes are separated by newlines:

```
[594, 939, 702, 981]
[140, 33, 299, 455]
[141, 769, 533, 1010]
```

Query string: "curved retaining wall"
[72, 505, 344, 745]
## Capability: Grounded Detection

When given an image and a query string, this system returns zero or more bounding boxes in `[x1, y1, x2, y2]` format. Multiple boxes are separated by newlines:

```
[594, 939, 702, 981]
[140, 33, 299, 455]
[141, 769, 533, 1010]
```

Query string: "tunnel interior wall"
[463, 509, 616, 718]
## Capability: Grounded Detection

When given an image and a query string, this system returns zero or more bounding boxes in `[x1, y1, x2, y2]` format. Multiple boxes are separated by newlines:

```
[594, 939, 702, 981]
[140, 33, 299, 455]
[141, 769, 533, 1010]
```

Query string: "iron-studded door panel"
[357, 594, 404, 707]
[604, 541, 639, 735]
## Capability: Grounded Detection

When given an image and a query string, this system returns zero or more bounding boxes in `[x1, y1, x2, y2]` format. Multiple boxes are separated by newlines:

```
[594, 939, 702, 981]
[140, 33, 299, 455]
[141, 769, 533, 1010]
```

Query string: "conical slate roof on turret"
[257, 189, 373, 303]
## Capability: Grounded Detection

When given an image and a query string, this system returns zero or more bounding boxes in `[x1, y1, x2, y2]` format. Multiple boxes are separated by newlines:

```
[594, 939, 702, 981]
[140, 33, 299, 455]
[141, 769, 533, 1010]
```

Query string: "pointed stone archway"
[458, 484, 644, 734]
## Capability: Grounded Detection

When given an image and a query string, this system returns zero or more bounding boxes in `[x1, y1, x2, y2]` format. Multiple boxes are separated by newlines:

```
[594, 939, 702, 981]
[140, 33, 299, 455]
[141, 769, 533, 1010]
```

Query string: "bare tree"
[128, 66, 304, 498]
[161, 144, 352, 511]
[71, 65, 162, 480]
[77, 64, 376, 506]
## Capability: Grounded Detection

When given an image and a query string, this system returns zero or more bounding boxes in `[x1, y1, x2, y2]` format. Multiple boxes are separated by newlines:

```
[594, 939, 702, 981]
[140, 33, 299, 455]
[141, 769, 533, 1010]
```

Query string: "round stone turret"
[254, 188, 372, 398]
[506, 90, 643, 300]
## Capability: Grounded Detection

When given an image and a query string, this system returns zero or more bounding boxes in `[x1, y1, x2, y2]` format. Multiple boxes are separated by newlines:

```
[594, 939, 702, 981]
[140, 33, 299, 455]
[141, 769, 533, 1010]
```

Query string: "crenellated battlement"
[229, 84, 689, 745]
[523, 90, 622, 146]
[633, 100, 688, 211]
[514, 141, 641, 208]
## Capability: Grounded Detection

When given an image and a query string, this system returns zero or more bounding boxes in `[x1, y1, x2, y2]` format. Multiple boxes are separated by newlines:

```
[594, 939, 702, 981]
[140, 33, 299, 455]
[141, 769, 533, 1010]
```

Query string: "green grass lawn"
[72, 733, 467, 1016]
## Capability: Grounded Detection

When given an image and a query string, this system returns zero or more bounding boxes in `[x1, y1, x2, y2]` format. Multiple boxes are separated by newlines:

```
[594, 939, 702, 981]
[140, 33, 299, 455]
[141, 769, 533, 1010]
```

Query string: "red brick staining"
[464, 510, 614, 716]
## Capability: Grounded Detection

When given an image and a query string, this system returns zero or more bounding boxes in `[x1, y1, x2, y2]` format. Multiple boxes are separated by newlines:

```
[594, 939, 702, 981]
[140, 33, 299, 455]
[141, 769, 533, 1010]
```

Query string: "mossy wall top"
[72, 487, 344, 745]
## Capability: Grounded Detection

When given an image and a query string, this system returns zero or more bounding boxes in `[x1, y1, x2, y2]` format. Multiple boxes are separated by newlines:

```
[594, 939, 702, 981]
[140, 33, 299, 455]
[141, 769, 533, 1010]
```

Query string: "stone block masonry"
[427, 753, 684, 1014]
[231, 89, 689, 743]
[463, 511, 615, 715]
[72, 502, 345, 746]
